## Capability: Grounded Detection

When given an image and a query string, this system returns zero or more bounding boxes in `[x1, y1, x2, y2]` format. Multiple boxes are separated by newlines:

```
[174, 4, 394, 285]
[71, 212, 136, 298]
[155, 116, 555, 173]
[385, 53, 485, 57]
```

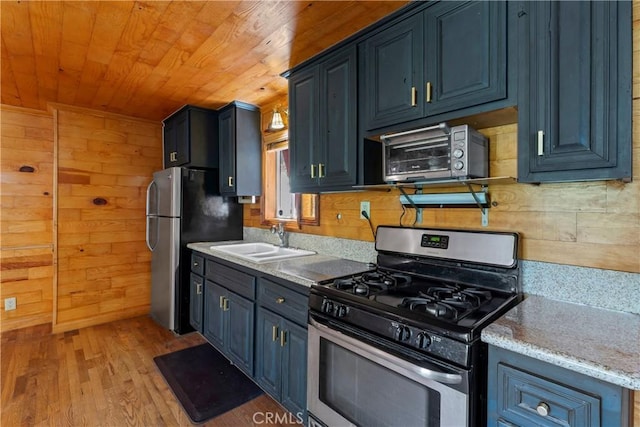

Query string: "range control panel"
[421, 234, 449, 249]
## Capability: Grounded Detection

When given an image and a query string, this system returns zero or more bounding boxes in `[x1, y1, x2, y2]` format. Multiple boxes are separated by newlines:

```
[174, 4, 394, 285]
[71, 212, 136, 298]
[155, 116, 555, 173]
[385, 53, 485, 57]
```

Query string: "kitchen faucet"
[271, 223, 288, 247]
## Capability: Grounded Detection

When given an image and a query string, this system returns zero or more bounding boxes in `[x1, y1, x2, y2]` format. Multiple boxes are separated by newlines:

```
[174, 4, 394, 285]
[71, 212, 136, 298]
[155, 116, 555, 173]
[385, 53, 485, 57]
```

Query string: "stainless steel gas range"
[306, 226, 522, 427]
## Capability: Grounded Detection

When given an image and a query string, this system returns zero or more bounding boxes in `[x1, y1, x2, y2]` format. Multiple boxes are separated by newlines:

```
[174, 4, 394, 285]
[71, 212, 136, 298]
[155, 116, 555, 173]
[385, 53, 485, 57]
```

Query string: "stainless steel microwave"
[381, 123, 489, 183]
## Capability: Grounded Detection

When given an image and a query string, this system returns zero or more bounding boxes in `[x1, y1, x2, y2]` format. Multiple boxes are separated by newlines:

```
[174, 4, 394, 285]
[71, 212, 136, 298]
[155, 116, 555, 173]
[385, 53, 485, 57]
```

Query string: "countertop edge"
[187, 241, 372, 288]
[481, 295, 640, 391]
[481, 329, 640, 390]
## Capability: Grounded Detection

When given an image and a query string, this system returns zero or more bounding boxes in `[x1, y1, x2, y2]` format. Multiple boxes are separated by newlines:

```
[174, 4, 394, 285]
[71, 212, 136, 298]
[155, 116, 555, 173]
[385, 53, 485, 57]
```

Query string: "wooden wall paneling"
[0, 106, 55, 332]
[53, 104, 162, 333]
[247, 97, 640, 273]
[634, 390, 640, 427]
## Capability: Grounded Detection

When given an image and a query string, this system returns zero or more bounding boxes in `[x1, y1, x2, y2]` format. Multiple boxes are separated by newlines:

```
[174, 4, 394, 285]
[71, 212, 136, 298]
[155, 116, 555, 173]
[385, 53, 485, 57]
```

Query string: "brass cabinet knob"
[276, 297, 285, 304]
[536, 402, 550, 417]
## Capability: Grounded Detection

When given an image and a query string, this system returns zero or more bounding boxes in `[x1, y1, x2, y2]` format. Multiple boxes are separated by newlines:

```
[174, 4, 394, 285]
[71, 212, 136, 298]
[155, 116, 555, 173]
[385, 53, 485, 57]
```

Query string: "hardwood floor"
[1, 316, 300, 426]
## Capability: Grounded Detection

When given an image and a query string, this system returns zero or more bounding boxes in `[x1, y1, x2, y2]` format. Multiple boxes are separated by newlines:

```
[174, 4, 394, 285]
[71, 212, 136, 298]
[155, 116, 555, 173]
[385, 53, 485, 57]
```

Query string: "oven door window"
[319, 337, 440, 427]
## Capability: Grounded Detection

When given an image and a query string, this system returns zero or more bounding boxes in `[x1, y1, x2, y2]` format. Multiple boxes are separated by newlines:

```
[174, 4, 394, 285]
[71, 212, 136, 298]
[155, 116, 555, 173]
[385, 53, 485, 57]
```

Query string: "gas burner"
[401, 297, 458, 319]
[334, 277, 357, 290]
[361, 271, 412, 288]
[332, 271, 412, 297]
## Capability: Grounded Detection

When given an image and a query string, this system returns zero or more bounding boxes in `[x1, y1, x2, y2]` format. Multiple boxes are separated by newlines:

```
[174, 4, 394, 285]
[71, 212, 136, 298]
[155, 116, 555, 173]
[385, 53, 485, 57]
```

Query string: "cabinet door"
[189, 273, 204, 333]
[226, 291, 255, 375]
[318, 46, 357, 189]
[361, 13, 424, 130]
[203, 280, 225, 349]
[424, 1, 507, 116]
[255, 307, 282, 400]
[164, 109, 189, 167]
[280, 319, 307, 418]
[517, 1, 632, 182]
[163, 119, 177, 168]
[289, 66, 320, 192]
[219, 107, 236, 195]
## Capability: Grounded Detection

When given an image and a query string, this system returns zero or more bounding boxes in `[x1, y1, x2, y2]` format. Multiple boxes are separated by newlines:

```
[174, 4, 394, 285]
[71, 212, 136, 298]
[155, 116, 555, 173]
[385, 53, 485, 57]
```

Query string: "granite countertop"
[482, 295, 640, 390]
[188, 241, 373, 287]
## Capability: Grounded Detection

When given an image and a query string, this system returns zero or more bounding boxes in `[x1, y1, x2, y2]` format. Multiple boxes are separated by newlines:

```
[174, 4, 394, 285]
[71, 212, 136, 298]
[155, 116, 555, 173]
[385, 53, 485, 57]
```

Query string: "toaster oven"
[381, 123, 489, 183]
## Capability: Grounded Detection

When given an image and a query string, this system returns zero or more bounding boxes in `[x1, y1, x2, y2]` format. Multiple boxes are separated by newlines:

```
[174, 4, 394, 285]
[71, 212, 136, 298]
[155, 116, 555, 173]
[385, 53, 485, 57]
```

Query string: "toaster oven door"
[382, 123, 453, 182]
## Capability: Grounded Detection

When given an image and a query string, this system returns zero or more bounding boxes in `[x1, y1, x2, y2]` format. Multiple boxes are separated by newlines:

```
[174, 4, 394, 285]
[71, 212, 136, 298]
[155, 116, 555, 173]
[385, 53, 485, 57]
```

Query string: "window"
[275, 147, 297, 220]
[262, 129, 318, 227]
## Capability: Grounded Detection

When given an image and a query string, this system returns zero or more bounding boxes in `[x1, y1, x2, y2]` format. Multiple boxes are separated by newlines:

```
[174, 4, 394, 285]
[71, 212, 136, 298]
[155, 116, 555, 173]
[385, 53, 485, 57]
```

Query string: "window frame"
[261, 129, 319, 229]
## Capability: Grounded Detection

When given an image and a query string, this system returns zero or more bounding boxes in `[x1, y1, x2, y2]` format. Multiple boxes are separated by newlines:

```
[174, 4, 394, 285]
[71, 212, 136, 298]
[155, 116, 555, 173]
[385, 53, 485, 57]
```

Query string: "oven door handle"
[309, 318, 463, 385]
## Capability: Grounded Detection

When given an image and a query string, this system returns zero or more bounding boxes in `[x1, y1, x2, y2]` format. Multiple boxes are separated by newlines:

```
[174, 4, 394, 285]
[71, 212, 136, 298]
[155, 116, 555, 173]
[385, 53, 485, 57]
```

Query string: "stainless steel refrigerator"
[146, 167, 243, 334]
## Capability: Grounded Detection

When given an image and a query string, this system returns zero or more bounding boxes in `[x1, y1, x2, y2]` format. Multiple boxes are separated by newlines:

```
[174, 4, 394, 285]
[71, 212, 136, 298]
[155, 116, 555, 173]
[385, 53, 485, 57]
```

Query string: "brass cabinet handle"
[219, 295, 225, 308]
[272, 325, 279, 342]
[276, 297, 285, 304]
[537, 130, 544, 156]
[196, 282, 202, 295]
[193, 261, 198, 267]
[426, 82, 432, 103]
[280, 330, 286, 347]
[310, 164, 316, 178]
[223, 298, 229, 311]
[411, 86, 417, 107]
[318, 163, 325, 178]
[228, 176, 233, 187]
[170, 152, 177, 162]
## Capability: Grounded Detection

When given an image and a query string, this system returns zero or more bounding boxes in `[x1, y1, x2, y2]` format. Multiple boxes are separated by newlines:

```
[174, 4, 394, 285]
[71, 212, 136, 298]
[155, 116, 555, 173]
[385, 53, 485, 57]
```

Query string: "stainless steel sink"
[209, 242, 315, 264]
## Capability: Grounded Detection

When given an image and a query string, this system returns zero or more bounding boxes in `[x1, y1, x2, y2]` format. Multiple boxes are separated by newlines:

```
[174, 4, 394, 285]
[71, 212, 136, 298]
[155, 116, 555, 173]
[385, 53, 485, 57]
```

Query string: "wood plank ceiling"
[1, 0, 408, 121]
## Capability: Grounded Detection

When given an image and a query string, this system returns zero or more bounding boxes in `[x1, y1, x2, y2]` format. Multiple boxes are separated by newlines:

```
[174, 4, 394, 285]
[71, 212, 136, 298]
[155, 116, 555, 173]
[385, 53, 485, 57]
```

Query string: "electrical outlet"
[4, 297, 16, 311]
[360, 201, 370, 219]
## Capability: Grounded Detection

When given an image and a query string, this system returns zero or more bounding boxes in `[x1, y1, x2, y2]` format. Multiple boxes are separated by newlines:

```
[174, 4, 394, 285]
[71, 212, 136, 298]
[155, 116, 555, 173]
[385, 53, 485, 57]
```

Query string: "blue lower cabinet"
[280, 318, 307, 418]
[203, 279, 255, 376]
[487, 345, 629, 426]
[196, 254, 308, 421]
[256, 306, 308, 421]
[203, 280, 225, 348]
[189, 273, 204, 333]
[255, 307, 282, 399]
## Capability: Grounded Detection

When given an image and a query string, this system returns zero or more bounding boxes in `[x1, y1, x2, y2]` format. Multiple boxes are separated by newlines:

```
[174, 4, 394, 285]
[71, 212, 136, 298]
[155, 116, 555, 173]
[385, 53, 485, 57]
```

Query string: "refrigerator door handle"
[146, 181, 155, 216]
[146, 216, 153, 251]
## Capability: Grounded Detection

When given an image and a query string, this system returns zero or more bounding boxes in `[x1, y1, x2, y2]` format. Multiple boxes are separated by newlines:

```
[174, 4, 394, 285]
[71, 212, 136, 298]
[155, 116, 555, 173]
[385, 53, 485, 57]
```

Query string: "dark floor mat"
[154, 343, 263, 423]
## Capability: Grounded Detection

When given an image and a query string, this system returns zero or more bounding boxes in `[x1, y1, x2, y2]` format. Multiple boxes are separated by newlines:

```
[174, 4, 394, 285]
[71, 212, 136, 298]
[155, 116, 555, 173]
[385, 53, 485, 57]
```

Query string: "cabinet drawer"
[205, 259, 255, 299]
[258, 279, 308, 326]
[496, 363, 600, 426]
[191, 253, 204, 275]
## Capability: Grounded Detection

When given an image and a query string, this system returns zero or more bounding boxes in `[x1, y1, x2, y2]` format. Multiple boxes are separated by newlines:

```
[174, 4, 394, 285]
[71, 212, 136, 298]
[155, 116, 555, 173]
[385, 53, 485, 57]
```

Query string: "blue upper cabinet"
[218, 101, 261, 196]
[424, 1, 507, 116]
[360, 13, 424, 130]
[289, 45, 358, 193]
[517, 1, 632, 183]
[163, 105, 219, 169]
[360, 1, 512, 132]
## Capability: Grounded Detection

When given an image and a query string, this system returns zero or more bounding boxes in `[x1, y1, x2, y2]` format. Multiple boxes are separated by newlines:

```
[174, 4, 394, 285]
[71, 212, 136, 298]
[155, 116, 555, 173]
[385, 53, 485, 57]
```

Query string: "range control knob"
[394, 325, 411, 342]
[453, 148, 464, 159]
[335, 305, 348, 318]
[416, 332, 432, 349]
[454, 160, 464, 170]
[321, 299, 334, 314]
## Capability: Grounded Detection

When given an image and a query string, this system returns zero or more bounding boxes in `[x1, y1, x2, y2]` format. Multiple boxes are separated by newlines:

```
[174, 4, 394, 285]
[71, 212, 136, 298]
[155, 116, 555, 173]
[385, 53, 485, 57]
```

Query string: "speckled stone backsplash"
[243, 227, 377, 264]
[243, 227, 640, 314]
[521, 261, 640, 315]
